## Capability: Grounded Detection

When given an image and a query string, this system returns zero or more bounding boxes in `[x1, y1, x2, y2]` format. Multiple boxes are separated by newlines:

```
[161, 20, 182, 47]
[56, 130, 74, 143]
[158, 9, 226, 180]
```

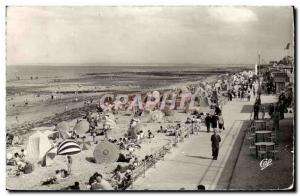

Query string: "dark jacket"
[211, 115, 219, 128]
[254, 104, 260, 113]
[211, 134, 221, 148]
[205, 115, 211, 126]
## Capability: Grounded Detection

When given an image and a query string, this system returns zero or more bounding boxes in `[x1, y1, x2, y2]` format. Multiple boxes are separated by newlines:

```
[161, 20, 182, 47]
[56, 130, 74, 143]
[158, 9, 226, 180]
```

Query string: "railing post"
[162, 146, 165, 161]
[143, 161, 146, 177]
[131, 171, 134, 190]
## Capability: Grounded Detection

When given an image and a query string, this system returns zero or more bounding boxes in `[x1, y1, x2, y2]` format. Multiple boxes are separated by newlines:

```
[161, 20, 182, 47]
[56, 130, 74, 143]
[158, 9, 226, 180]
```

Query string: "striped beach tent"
[57, 139, 81, 155]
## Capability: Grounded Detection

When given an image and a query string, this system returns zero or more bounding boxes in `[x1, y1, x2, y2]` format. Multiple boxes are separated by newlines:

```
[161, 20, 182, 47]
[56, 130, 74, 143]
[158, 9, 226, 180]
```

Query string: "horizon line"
[7, 62, 255, 67]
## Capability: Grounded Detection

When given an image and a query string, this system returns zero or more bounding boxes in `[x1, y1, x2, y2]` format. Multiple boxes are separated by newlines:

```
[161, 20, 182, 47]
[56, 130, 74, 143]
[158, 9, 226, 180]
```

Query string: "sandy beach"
[6, 65, 233, 190]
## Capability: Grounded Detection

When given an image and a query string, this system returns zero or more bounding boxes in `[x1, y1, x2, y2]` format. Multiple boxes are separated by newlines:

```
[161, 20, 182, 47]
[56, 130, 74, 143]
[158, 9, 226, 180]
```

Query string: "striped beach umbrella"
[57, 139, 81, 155]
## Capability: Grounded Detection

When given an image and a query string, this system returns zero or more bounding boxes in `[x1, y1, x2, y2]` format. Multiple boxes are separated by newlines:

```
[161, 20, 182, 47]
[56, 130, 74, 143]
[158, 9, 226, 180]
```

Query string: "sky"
[6, 6, 294, 66]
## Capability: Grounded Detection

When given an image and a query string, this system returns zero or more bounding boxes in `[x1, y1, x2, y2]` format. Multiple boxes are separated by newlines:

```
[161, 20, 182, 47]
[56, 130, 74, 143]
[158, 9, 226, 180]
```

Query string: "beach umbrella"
[57, 139, 81, 155]
[73, 120, 90, 135]
[152, 90, 160, 98]
[104, 119, 117, 129]
[150, 110, 164, 122]
[55, 121, 71, 139]
[104, 113, 115, 121]
[93, 141, 119, 164]
[91, 112, 99, 120]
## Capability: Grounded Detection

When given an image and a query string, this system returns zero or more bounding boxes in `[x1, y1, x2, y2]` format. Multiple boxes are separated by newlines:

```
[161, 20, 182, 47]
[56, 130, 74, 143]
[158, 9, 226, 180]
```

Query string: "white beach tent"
[26, 131, 53, 163]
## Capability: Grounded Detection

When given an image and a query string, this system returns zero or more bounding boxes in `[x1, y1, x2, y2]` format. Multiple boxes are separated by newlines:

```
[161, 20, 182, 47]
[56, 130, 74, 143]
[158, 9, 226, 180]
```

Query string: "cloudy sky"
[6, 6, 294, 65]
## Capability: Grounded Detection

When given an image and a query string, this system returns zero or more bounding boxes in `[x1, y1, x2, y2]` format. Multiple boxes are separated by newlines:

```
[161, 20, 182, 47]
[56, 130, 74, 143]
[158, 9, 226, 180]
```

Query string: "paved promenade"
[132, 97, 259, 190]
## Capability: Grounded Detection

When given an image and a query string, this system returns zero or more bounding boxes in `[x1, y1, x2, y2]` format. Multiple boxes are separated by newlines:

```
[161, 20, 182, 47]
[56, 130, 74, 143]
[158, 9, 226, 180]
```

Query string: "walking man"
[211, 113, 219, 132]
[253, 103, 260, 120]
[211, 131, 221, 160]
[261, 105, 266, 119]
[268, 103, 274, 119]
[205, 113, 212, 133]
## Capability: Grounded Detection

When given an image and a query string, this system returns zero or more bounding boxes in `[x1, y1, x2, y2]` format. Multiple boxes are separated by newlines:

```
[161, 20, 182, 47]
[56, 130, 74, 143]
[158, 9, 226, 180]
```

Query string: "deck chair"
[249, 144, 256, 156]
[257, 145, 267, 160]
[269, 144, 279, 160]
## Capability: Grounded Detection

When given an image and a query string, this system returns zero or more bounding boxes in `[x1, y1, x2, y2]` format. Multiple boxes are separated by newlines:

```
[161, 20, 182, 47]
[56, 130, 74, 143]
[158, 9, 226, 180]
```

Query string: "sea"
[6, 64, 253, 94]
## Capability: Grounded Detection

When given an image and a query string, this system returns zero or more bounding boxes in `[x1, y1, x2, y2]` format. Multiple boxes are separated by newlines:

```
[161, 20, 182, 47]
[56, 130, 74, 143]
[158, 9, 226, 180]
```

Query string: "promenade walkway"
[132, 97, 258, 190]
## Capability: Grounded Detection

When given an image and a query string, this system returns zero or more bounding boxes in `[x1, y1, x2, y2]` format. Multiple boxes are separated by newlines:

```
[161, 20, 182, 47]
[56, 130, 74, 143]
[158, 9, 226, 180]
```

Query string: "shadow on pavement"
[184, 155, 212, 160]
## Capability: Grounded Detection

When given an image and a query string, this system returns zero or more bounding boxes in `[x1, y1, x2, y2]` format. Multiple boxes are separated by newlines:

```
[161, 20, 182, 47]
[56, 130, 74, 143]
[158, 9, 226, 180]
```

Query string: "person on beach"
[147, 130, 155, 139]
[273, 108, 280, 131]
[205, 114, 212, 133]
[228, 90, 233, 101]
[268, 103, 275, 118]
[20, 149, 26, 159]
[261, 105, 266, 119]
[67, 181, 80, 190]
[253, 103, 260, 120]
[211, 131, 221, 160]
[67, 156, 72, 175]
[55, 170, 61, 182]
[218, 113, 225, 131]
[247, 93, 251, 102]
[215, 105, 222, 116]
[197, 184, 206, 190]
[90, 173, 114, 190]
[211, 113, 219, 132]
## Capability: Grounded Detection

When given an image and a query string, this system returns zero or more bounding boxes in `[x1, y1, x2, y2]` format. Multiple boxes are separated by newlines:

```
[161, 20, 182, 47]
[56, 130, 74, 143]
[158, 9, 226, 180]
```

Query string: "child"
[20, 149, 26, 159]
[147, 130, 155, 139]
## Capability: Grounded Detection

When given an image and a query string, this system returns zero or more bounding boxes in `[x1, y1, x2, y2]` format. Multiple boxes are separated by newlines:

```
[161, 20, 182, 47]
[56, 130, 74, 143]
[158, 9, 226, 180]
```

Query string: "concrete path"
[132, 98, 258, 190]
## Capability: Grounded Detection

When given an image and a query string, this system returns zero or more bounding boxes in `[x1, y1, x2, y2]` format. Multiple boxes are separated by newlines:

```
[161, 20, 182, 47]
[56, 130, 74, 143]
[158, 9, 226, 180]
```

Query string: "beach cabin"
[271, 72, 289, 93]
